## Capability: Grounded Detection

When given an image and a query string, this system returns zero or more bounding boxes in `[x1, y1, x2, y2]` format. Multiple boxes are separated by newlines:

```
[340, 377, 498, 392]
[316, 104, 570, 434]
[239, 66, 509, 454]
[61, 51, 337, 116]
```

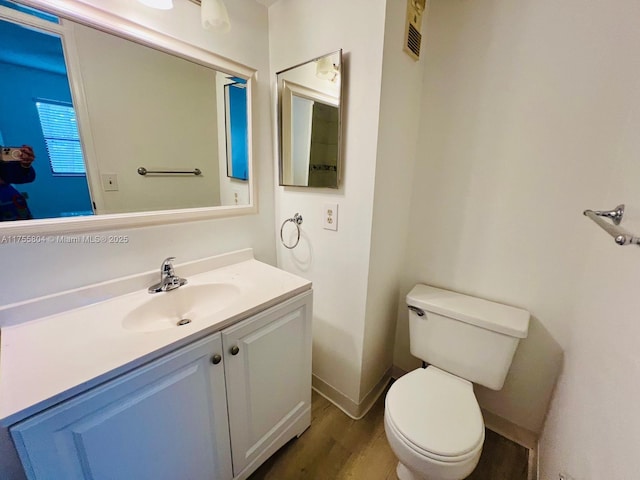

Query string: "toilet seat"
[385, 367, 484, 463]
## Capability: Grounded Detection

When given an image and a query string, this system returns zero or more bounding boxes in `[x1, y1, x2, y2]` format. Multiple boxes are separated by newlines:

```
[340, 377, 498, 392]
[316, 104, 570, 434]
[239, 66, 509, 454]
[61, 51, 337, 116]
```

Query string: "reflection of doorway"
[281, 79, 340, 188]
[224, 79, 249, 181]
[291, 95, 313, 186]
[308, 102, 339, 188]
[289, 97, 339, 188]
[0, 12, 93, 219]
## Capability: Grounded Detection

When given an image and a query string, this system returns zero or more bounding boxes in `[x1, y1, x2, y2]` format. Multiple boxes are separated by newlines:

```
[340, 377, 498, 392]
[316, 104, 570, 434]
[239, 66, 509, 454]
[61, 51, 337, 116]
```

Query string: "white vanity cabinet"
[9, 291, 312, 480]
[10, 332, 232, 480]
[223, 291, 312, 477]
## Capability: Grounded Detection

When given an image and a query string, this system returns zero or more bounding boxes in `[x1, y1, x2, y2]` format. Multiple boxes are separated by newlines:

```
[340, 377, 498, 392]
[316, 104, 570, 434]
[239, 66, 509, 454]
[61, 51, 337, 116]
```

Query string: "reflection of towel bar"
[309, 165, 337, 172]
[137, 167, 202, 176]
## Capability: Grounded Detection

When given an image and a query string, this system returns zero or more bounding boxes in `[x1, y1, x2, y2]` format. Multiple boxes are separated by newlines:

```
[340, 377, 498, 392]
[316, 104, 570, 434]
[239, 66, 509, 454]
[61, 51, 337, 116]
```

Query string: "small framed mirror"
[277, 50, 342, 188]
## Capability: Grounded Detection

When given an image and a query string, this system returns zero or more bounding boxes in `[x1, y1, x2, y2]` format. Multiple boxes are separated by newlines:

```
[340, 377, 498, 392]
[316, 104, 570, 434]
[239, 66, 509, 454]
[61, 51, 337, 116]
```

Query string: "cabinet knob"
[230, 345, 240, 356]
[211, 354, 222, 365]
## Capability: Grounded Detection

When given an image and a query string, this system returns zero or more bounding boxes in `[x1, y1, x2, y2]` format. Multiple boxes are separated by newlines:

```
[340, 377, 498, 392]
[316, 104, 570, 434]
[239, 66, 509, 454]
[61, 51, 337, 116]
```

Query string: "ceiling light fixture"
[316, 57, 340, 83]
[200, 0, 231, 33]
[138, 0, 231, 33]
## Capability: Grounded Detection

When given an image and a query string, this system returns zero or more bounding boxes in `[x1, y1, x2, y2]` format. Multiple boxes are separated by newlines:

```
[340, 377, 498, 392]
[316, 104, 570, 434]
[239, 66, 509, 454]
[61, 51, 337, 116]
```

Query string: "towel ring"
[280, 213, 303, 249]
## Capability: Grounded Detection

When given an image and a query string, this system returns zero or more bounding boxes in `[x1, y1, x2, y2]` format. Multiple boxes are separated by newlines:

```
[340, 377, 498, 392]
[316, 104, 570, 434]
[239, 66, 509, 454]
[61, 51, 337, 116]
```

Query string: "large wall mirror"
[277, 50, 342, 189]
[0, 0, 255, 234]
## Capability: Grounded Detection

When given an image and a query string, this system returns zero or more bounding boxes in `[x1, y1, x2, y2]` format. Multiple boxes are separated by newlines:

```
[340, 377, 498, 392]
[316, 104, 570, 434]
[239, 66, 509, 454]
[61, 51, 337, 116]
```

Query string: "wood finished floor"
[249, 390, 529, 480]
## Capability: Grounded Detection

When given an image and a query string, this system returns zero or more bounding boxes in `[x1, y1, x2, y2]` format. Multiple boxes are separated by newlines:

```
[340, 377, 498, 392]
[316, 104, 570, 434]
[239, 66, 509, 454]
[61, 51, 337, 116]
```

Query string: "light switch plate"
[101, 173, 119, 191]
[323, 203, 338, 231]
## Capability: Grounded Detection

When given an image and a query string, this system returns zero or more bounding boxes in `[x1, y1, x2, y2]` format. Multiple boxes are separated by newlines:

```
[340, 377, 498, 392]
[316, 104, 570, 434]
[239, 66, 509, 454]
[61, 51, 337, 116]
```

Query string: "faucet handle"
[161, 256, 176, 275]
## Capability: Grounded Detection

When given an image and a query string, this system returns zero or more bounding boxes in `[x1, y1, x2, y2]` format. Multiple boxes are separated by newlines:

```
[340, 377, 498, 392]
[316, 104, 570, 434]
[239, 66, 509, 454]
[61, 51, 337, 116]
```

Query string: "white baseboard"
[390, 364, 408, 380]
[481, 409, 538, 480]
[312, 368, 392, 420]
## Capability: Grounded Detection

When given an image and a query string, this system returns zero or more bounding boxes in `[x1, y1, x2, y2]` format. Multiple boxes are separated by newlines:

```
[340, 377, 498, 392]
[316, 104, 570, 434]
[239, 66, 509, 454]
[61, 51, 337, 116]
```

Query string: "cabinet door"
[223, 292, 312, 477]
[11, 333, 232, 480]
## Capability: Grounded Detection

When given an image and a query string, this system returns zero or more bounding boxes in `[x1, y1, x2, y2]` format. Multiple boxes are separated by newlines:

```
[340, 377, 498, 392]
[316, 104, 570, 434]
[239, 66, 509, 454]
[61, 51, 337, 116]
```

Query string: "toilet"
[384, 284, 529, 480]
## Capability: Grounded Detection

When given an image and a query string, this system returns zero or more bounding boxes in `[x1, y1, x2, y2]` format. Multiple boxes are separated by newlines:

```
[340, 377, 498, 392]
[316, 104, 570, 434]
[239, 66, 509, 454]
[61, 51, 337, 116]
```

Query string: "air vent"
[403, 0, 427, 61]
[407, 24, 422, 58]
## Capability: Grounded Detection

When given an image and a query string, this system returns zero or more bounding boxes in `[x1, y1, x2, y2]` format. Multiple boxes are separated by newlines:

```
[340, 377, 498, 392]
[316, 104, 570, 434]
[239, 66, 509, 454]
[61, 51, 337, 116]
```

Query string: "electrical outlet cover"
[323, 202, 338, 231]
[101, 173, 119, 192]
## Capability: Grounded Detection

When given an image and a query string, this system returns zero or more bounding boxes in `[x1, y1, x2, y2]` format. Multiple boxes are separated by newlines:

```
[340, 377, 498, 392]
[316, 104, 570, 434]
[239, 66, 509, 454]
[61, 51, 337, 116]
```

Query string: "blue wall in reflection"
[0, 17, 93, 219]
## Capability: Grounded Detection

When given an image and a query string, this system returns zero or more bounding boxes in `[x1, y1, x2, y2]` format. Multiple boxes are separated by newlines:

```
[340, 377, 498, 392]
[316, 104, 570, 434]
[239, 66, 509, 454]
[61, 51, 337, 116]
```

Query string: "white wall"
[360, 0, 424, 400]
[1, 0, 274, 310]
[393, 0, 640, 476]
[536, 0, 640, 476]
[270, 0, 387, 405]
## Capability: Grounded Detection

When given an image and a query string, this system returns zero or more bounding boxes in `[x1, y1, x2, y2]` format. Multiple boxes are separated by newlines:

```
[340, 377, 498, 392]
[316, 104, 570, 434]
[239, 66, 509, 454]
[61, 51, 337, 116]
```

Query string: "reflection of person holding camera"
[0, 145, 36, 221]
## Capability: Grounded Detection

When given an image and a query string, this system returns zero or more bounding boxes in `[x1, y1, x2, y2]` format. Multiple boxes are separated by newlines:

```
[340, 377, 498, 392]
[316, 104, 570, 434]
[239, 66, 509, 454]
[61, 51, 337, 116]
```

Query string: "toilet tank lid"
[407, 284, 530, 338]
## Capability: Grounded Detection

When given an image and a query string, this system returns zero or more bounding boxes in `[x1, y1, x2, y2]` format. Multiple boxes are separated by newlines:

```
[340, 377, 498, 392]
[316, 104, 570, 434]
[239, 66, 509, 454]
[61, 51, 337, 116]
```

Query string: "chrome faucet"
[148, 257, 187, 293]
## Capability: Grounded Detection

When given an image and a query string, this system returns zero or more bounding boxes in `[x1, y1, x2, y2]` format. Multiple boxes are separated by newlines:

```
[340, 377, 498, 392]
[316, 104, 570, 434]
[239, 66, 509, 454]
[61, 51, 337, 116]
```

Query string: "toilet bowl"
[384, 284, 530, 480]
[384, 367, 484, 480]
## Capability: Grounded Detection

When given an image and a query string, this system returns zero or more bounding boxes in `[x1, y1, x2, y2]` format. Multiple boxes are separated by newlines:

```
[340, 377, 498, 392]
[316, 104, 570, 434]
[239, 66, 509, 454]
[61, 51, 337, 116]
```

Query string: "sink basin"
[122, 283, 242, 332]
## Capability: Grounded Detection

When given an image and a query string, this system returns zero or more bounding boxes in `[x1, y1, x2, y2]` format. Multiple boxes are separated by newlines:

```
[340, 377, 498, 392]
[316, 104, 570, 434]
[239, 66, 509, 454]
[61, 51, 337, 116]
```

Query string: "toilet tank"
[407, 284, 529, 390]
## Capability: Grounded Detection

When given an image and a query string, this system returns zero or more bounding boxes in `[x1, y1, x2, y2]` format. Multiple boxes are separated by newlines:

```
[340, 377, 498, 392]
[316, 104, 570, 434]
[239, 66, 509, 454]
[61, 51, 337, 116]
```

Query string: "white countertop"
[0, 250, 311, 425]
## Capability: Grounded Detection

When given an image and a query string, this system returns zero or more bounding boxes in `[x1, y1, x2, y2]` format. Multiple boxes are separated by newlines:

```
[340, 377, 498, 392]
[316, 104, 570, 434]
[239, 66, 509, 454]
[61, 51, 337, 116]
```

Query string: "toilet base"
[397, 462, 424, 480]
[396, 461, 464, 480]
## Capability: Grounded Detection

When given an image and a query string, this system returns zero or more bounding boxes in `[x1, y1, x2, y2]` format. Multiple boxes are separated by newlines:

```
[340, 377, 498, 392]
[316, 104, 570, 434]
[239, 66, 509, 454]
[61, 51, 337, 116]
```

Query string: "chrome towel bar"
[583, 204, 640, 246]
[137, 167, 202, 176]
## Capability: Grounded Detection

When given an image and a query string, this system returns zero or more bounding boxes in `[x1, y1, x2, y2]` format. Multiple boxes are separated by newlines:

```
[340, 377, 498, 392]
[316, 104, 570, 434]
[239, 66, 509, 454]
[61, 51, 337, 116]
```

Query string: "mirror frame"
[0, 0, 257, 235]
[276, 50, 343, 189]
